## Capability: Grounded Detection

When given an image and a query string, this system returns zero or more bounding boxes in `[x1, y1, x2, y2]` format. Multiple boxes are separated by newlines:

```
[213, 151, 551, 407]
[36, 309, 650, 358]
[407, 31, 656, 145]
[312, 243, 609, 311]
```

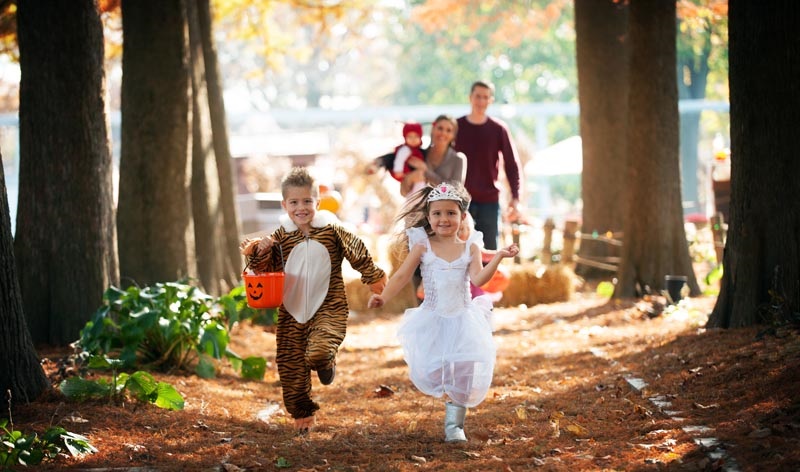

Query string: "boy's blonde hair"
[281, 167, 319, 199]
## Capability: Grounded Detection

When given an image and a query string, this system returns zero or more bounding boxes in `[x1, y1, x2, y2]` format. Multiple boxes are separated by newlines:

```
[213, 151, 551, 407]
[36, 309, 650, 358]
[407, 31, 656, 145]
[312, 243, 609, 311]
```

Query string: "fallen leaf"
[565, 423, 590, 437]
[550, 420, 560, 438]
[693, 402, 719, 409]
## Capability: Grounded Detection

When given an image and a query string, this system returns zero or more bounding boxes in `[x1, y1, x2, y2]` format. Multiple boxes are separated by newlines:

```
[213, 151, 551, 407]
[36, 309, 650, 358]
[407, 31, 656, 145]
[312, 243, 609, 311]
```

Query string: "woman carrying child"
[368, 181, 518, 442]
[399, 114, 466, 198]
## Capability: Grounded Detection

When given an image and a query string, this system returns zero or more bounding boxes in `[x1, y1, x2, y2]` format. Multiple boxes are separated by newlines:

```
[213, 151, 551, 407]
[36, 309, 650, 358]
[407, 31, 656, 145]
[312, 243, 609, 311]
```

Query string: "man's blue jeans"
[468, 201, 500, 250]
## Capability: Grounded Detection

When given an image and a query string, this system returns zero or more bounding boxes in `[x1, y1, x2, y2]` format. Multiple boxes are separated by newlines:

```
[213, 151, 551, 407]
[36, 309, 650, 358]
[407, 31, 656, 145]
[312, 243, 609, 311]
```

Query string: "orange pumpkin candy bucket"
[243, 244, 285, 309]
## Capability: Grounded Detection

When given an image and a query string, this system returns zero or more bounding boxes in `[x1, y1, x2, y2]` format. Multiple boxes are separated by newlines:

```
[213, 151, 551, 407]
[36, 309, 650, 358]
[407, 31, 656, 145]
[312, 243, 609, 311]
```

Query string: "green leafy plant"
[59, 355, 185, 410]
[0, 419, 97, 469]
[78, 281, 266, 380]
[217, 285, 278, 327]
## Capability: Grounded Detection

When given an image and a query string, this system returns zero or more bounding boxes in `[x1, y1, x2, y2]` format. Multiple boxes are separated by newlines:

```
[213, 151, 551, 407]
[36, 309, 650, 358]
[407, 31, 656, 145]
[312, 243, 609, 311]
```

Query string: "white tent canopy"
[524, 135, 582, 176]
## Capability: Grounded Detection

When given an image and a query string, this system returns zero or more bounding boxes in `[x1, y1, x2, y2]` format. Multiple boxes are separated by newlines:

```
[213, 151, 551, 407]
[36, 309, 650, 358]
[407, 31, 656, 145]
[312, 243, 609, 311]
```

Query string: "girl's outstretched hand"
[368, 293, 385, 309]
[498, 243, 520, 259]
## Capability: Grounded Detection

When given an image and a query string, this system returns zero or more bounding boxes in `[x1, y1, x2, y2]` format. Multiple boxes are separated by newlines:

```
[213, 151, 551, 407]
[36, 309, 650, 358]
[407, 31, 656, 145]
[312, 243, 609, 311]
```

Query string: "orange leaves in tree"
[411, 0, 570, 49]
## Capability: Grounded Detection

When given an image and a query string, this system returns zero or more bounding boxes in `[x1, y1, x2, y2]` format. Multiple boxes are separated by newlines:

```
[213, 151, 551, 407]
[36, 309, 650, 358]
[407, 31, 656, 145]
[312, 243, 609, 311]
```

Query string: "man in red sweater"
[455, 81, 522, 250]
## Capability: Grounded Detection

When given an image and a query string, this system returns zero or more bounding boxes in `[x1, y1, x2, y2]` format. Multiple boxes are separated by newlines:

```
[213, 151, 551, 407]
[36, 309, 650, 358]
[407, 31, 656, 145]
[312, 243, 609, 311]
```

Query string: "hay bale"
[386, 237, 408, 275]
[345, 277, 418, 315]
[533, 264, 576, 304]
[497, 267, 538, 307]
[495, 262, 575, 308]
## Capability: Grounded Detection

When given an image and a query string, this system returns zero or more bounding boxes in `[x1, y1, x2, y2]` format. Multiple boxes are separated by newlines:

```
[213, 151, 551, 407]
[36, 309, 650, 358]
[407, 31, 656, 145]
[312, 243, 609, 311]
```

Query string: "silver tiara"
[427, 183, 462, 203]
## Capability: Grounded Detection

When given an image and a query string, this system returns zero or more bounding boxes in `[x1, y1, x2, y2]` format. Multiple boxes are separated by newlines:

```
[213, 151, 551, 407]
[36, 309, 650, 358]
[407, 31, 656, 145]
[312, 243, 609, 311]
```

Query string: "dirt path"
[20, 292, 800, 471]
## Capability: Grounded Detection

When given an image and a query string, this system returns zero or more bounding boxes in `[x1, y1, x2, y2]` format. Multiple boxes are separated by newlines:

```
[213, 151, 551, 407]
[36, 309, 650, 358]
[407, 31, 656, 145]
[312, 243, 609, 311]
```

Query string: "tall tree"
[118, 0, 240, 295]
[197, 0, 242, 290]
[616, 0, 699, 298]
[708, 1, 800, 328]
[573, 0, 629, 278]
[117, 0, 196, 287]
[15, 0, 118, 345]
[1, 156, 49, 405]
[188, 0, 226, 295]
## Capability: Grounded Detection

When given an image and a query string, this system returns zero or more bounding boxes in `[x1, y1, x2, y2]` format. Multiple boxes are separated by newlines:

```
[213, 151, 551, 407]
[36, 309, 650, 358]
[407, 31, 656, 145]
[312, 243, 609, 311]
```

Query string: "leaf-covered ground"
[13, 290, 800, 471]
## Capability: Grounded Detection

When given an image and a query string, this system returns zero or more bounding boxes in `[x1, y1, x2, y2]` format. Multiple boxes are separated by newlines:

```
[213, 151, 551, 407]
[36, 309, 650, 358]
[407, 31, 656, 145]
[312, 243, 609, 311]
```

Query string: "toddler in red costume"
[391, 122, 424, 181]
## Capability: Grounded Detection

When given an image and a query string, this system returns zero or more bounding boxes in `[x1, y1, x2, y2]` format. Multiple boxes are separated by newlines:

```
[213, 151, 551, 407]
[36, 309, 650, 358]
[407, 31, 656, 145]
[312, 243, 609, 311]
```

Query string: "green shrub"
[78, 281, 266, 380]
[59, 355, 185, 410]
[0, 418, 96, 469]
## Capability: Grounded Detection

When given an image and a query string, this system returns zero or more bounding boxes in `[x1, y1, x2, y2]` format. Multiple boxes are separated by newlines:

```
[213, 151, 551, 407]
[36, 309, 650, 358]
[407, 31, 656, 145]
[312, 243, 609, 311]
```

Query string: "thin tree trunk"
[15, 0, 118, 345]
[187, 0, 225, 295]
[118, 0, 195, 287]
[616, 0, 699, 298]
[1, 157, 49, 405]
[197, 0, 242, 291]
[574, 0, 629, 279]
[708, 0, 800, 328]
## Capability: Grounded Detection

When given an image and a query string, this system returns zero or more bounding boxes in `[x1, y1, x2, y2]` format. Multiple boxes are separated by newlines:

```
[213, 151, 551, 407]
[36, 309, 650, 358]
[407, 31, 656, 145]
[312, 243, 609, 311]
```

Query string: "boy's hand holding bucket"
[240, 236, 274, 257]
[240, 236, 284, 309]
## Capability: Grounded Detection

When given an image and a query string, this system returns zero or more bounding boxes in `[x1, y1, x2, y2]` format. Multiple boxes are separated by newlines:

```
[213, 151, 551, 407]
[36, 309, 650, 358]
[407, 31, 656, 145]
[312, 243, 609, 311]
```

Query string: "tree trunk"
[708, 1, 800, 328]
[196, 0, 242, 291]
[187, 0, 225, 295]
[677, 26, 711, 216]
[574, 0, 629, 279]
[616, 0, 700, 298]
[15, 0, 118, 345]
[118, 0, 196, 287]
[1, 156, 49, 405]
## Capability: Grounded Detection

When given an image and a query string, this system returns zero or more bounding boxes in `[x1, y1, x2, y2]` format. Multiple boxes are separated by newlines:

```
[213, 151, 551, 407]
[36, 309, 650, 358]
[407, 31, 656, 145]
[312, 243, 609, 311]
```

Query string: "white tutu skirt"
[397, 295, 496, 408]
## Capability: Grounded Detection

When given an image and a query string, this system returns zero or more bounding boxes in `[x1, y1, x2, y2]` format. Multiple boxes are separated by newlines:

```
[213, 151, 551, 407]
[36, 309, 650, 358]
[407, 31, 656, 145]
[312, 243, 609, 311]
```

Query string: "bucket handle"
[243, 241, 284, 274]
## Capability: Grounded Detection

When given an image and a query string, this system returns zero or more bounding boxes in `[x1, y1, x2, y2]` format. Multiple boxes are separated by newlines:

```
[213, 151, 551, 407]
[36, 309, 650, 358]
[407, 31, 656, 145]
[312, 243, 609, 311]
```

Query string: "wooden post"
[562, 220, 579, 263]
[711, 212, 726, 264]
[542, 218, 555, 264]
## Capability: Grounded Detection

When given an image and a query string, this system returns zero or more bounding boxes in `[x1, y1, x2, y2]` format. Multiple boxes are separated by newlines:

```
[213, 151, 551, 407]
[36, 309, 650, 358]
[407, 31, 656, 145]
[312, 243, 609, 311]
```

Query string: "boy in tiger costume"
[240, 167, 386, 433]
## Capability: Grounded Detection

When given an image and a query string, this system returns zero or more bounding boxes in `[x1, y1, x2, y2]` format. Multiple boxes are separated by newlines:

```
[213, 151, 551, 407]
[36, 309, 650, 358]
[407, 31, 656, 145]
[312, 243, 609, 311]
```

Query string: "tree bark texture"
[197, 0, 243, 290]
[15, 0, 118, 345]
[708, 1, 800, 328]
[118, 0, 196, 287]
[187, 0, 225, 295]
[617, 0, 700, 298]
[574, 0, 629, 278]
[0, 157, 49, 404]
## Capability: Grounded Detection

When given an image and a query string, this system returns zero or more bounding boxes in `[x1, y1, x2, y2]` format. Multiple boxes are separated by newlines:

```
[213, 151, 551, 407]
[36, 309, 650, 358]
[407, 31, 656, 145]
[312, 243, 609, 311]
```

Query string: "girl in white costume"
[368, 181, 519, 442]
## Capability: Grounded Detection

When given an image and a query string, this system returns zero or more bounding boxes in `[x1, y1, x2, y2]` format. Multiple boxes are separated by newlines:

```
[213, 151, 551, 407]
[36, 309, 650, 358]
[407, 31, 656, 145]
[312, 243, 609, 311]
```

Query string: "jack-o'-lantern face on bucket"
[247, 281, 264, 300]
